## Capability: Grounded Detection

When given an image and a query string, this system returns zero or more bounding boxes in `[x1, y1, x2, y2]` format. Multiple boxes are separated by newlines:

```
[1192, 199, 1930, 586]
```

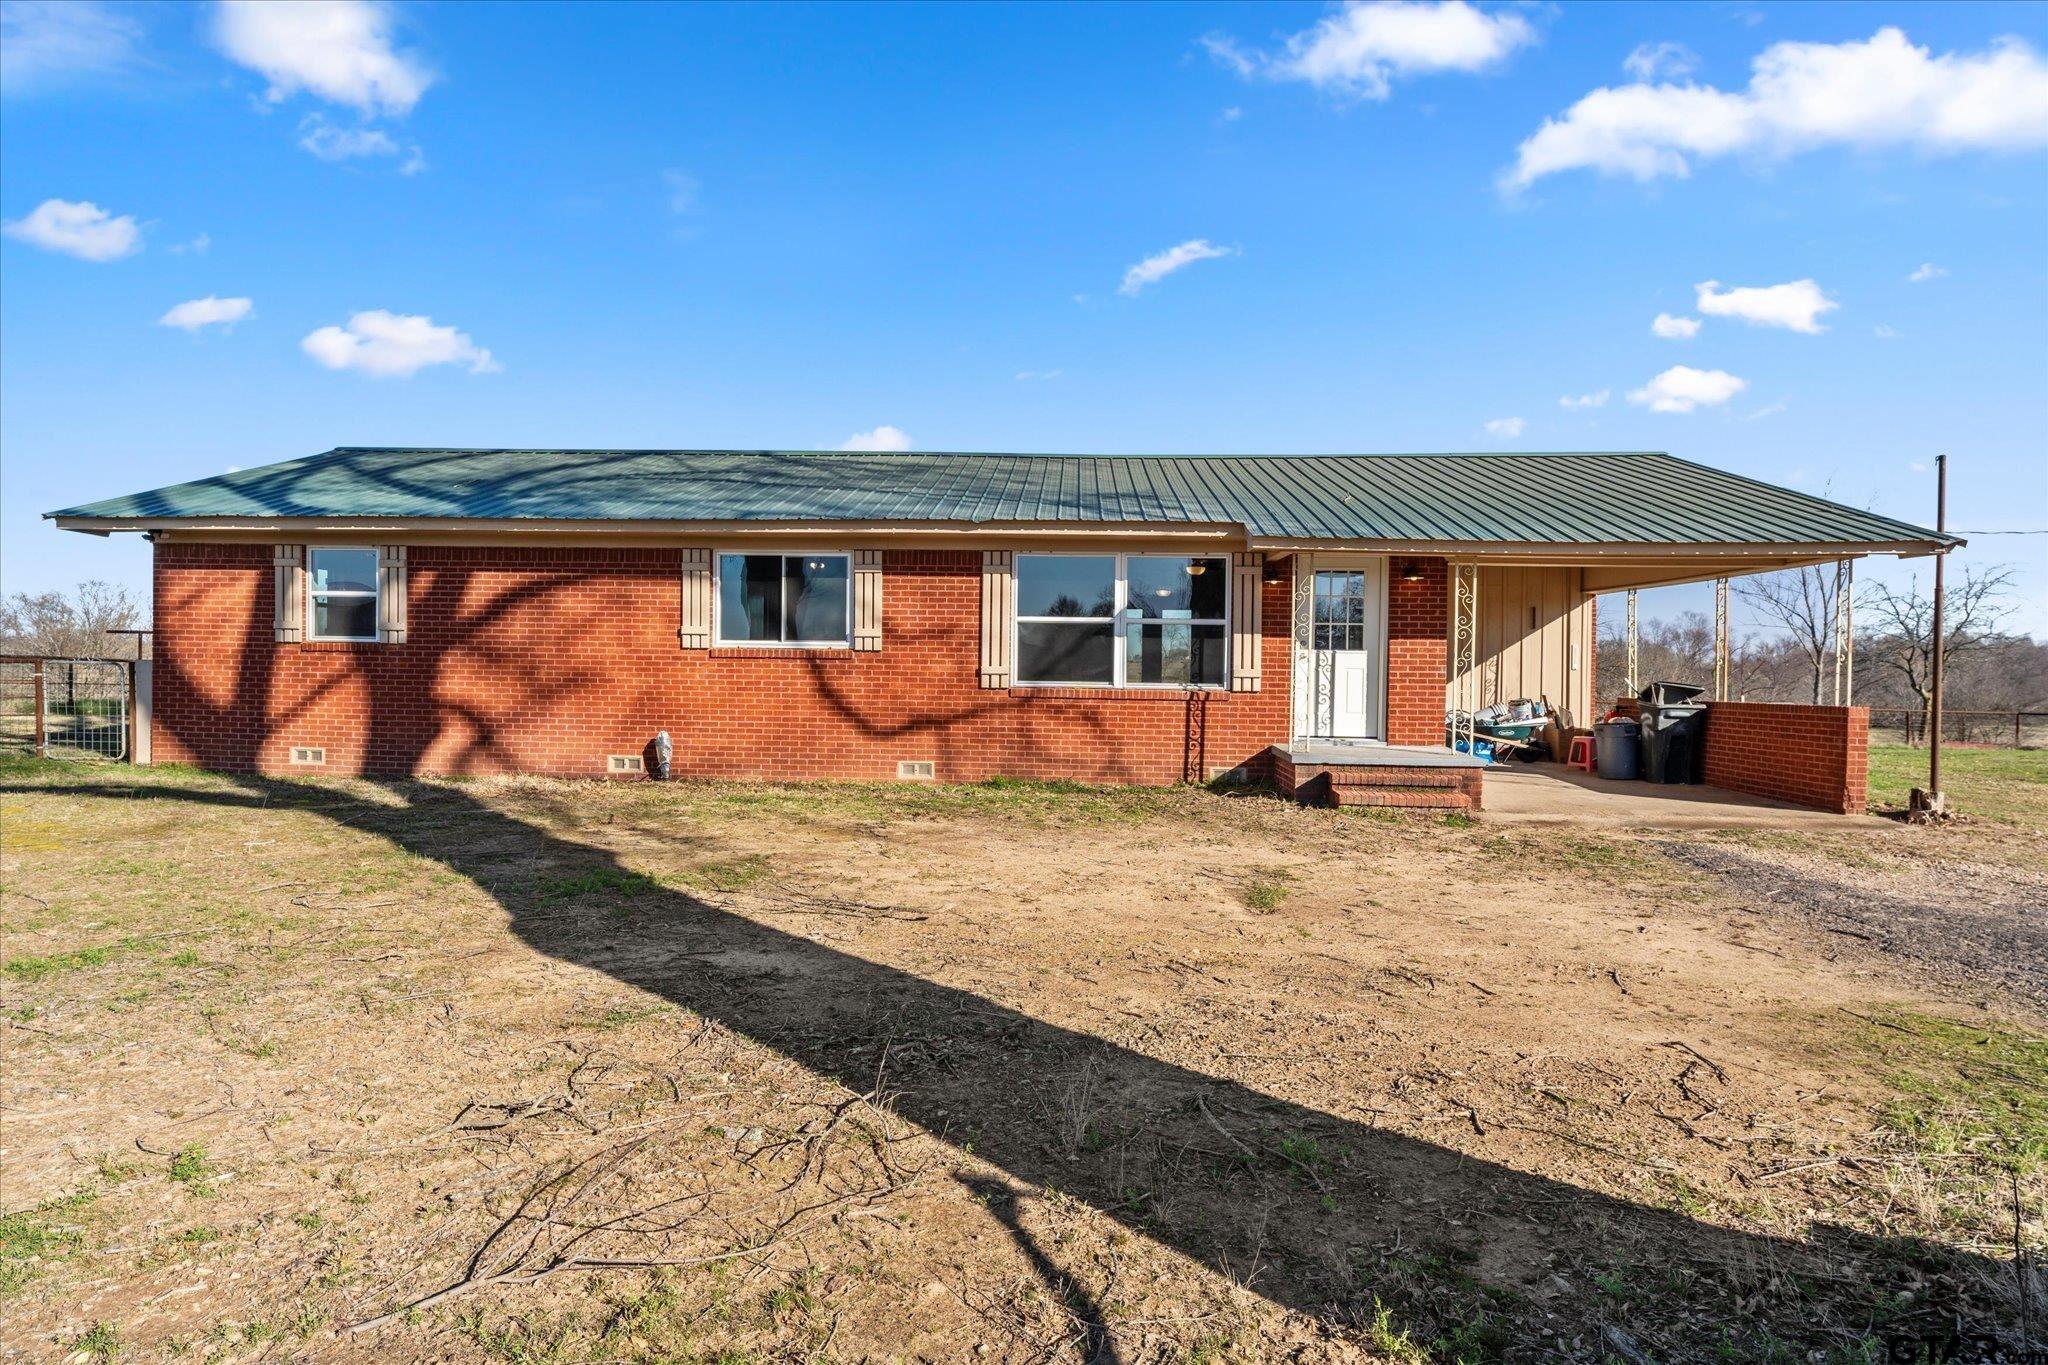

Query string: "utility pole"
[1912, 454, 1950, 822]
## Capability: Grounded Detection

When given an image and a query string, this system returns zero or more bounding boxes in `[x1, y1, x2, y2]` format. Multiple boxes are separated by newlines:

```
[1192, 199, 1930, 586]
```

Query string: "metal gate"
[0, 658, 130, 761]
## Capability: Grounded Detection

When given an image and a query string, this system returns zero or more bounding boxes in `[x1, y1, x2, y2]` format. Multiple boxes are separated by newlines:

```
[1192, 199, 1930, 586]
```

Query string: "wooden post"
[31, 661, 45, 757]
[1912, 455, 1950, 821]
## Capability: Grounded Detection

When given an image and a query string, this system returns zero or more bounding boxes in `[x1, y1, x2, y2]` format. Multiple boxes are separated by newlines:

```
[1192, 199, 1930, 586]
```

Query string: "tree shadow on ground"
[13, 770, 2029, 1361]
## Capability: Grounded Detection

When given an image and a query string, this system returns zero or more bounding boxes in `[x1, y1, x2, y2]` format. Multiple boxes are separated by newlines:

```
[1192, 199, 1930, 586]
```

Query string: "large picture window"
[308, 547, 380, 641]
[1015, 554, 1227, 687]
[717, 553, 850, 645]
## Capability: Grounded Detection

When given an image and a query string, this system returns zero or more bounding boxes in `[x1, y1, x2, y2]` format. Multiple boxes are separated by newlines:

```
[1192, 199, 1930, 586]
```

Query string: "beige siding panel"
[678, 547, 713, 648]
[378, 545, 408, 644]
[980, 551, 1015, 687]
[1229, 551, 1263, 692]
[272, 545, 304, 644]
[852, 549, 884, 651]
[1447, 565, 1592, 723]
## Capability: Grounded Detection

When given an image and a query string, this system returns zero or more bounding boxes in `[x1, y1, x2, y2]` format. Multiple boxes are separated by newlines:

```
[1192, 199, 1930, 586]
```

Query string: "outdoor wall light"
[1399, 559, 1426, 583]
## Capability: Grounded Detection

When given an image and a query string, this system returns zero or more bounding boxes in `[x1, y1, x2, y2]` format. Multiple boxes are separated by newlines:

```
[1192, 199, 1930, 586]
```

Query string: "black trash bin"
[1637, 681, 1707, 784]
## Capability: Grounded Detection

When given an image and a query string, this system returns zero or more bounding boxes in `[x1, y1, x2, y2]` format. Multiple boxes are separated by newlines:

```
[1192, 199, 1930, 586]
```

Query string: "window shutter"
[1229, 551, 1263, 693]
[979, 550, 1014, 688]
[272, 545, 304, 644]
[678, 548, 712, 648]
[852, 550, 884, 651]
[378, 545, 408, 644]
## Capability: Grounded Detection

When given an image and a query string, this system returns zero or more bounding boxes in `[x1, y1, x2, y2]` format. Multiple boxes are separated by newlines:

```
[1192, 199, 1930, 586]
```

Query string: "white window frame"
[306, 545, 381, 643]
[713, 550, 853, 648]
[1014, 552, 1230, 689]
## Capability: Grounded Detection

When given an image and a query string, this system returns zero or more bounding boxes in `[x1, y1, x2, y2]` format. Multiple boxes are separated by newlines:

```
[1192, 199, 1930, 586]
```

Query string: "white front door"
[1298, 560, 1386, 741]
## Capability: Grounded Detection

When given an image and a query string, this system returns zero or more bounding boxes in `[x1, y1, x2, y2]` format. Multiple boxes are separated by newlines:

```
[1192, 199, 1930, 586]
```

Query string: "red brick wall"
[151, 543, 1307, 784]
[1701, 701, 1869, 814]
[1385, 557, 1449, 745]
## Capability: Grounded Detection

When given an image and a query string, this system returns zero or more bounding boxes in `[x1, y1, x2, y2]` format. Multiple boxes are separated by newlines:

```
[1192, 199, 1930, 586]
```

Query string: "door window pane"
[1125, 556, 1225, 619]
[785, 556, 848, 642]
[1127, 623, 1225, 685]
[1017, 556, 1114, 618]
[1018, 621, 1113, 684]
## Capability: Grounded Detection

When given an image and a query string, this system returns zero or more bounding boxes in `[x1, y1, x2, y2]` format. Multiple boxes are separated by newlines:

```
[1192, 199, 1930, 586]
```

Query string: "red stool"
[1566, 734, 1597, 773]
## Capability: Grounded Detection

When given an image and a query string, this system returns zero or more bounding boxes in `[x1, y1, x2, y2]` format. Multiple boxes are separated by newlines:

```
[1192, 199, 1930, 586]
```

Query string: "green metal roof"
[48, 447, 1953, 549]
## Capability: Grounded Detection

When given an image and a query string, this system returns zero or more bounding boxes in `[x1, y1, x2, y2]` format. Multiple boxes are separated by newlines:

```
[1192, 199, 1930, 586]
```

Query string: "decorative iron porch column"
[1624, 588, 1639, 697]
[1713, 578, 1729, 701]
[1451, 562, 1480, 755]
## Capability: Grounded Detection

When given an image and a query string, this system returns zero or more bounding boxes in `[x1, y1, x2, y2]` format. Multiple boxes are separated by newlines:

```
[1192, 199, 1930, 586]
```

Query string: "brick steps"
[1330, 784, 1473, 810]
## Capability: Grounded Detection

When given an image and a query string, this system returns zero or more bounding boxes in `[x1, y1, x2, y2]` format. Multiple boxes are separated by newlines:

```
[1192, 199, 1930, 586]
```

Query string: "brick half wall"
[1701, 701, 1869, 814]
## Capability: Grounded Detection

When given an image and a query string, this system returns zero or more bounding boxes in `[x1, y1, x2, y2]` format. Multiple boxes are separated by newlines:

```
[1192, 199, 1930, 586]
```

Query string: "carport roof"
[49, 447, 1955, 550]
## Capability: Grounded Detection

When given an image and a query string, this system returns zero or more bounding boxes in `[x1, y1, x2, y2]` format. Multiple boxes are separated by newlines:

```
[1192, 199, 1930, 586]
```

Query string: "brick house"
[50, 448, 1951, 810]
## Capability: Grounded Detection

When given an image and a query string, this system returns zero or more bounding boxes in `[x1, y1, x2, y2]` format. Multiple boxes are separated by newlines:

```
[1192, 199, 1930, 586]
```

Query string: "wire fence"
[1866, 708, 2048, 750]
[0, 657, 132, 761]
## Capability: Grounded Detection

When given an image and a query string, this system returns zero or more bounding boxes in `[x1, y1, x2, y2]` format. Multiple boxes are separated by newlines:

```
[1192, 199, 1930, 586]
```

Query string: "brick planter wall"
[1701, 701, 1869, 814]
[150, 543, 1301, 784]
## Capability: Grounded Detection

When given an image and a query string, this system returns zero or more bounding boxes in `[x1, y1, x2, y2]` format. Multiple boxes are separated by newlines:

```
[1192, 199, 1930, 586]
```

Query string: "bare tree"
[0, 582, 144, 658]
[1859, 564, 2020, 735]
[1733, 564, 1846, 704]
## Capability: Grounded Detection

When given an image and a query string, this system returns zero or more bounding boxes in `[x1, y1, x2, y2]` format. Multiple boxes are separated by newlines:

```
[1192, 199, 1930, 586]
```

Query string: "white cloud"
[0, 0, 141, 93]
[1627, 365, 1747, 414]
[839, 425, 913, 452]
[1623, 41, 1697, 82]
[1015, 369, 1063, 382]
[1484, 416, 1525, 438]
[1650, 312, 1700, 339]
[1504, 27, 2048, 190]
[297, 118, 424, 172]
[214, 0, 431, 116]
[1219, 106, 1243, 122]
[1874, 324, 1900, 339]
[1695, 277, 1837, 333]
[1558, 389, 1610, 409]
[158, 295, 253, 332]
[301, 310, 498, 377]
[2, 198, 140, 260]
[168, 231, 211, 255]
[663, 168, 699, 214]
[1119, 239, 1236, 295]
[1907, 261, 1946, 282]
[1205, 1, 1534, 100]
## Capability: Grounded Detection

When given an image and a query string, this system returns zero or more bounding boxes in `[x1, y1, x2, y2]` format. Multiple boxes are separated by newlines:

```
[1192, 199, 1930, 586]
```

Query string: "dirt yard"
[2, 754, 2043, 1363]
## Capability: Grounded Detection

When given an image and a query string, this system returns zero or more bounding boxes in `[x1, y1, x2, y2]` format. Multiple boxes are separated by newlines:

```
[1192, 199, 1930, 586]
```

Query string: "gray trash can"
[1594, 718, 1640, 780]
[1637, 681, 1708, 784]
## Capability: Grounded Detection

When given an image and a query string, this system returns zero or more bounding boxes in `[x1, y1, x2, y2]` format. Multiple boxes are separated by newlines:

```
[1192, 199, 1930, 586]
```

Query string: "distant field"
[1868, 743, 2048, 826]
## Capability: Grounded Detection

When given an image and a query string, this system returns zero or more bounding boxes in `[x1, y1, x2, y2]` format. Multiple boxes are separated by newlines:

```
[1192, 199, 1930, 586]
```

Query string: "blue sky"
[4, 0, 2044, 636]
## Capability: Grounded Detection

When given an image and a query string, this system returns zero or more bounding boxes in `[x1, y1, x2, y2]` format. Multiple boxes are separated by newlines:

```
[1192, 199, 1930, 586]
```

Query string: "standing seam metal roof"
[47, 448, 1954, 548]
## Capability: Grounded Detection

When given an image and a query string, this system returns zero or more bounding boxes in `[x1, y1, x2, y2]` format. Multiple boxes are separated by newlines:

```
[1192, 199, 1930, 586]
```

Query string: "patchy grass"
[167, 1143, 213, 1192]
[1855, 1010, 2048, 1172]
[1239, 869, 1293, 913]
[0, 1194, 93, 1296]
[1867, 743, 2048, 826]
[3, 943, 116, 981]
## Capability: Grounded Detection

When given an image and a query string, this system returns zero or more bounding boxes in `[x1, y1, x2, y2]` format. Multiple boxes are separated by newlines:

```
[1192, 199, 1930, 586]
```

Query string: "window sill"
[707, 646, 856, 660]
[1008, 685, 1228, 701]
[298, 639, 391, 653]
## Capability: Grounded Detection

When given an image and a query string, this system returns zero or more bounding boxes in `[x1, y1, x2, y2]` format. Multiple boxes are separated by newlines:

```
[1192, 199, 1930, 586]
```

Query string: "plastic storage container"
[1594, 718, 1641, 781]
[1637, 681, 1707, 784]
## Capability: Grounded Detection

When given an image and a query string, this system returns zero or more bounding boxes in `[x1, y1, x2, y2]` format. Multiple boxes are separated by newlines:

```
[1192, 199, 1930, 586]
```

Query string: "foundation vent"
[607, 754, 646, 774]
[288, 746, 326, 766]
[896, 760, 936, 781]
